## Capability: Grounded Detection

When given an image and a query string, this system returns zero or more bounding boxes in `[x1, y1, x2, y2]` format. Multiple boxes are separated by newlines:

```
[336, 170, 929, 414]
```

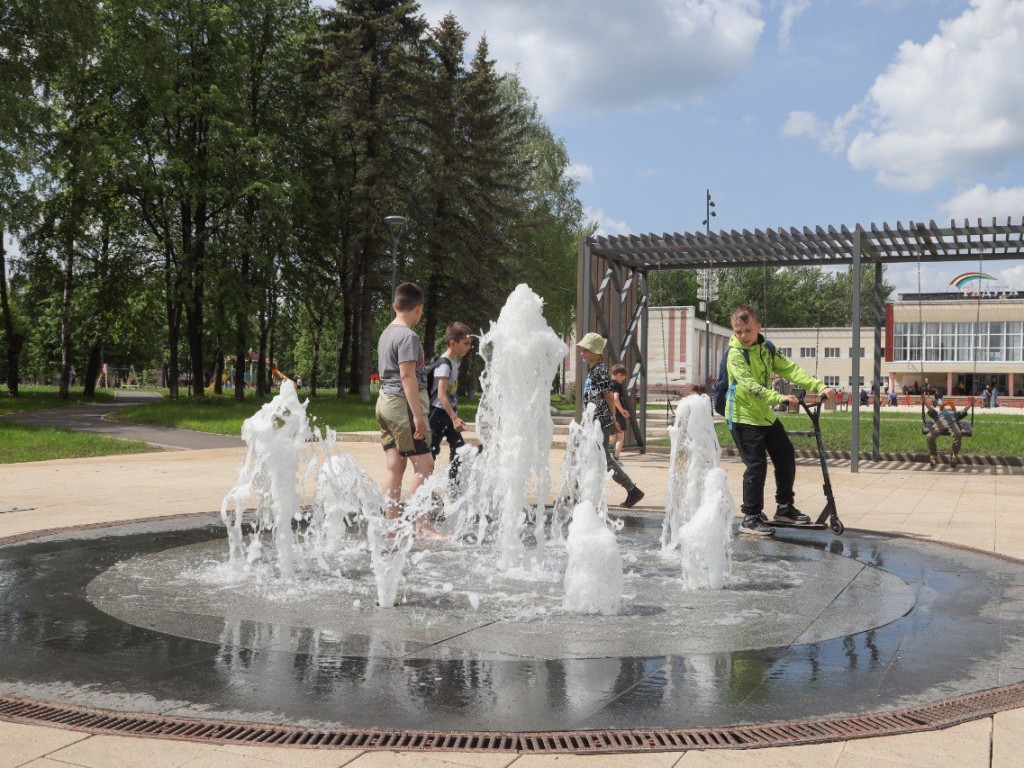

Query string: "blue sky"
[418, 0, 1024, 295]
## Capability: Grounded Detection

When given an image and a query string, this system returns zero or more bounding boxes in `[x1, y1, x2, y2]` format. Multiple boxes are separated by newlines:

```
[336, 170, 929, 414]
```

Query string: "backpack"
[425, 356, 455, 398]
[712, 340, 776, 417]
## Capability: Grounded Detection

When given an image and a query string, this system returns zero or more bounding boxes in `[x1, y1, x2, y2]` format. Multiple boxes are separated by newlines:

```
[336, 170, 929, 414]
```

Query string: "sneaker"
[929, 456, 937, 468]
[774, 504, 811, 525]
[740, 516, 775, 536]
[757, 512, 770, 525]
[621, 487, 645, 509]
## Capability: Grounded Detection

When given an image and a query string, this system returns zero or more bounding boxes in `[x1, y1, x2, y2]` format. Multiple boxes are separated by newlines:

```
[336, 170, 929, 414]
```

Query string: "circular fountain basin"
[2, 513, 1024, 739]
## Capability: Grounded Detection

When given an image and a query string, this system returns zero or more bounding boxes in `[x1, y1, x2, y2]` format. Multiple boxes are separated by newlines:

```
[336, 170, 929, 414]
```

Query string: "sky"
[6, 0, 1023, 297]
[417, 0, 1024, 295]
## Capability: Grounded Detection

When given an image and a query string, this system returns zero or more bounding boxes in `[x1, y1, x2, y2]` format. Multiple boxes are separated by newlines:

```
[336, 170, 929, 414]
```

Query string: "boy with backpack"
[428, 322, 474, 482]
[718, 305, 834, 536]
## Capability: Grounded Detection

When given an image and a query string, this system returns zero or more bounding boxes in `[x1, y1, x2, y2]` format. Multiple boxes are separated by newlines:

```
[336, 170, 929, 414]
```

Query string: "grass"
[0, 422, 157, 464]
[114, 389, 482, 436]
[0, 386, 115, 414]
[695, 410, 1024, 457]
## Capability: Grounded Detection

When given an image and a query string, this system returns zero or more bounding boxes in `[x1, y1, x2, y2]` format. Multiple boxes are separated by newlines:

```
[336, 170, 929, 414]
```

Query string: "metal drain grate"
[3, 683, 1024, 754]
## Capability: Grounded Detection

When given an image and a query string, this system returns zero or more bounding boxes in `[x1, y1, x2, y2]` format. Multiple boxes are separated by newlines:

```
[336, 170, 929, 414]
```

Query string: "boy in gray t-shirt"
[375, 282, 443, 538]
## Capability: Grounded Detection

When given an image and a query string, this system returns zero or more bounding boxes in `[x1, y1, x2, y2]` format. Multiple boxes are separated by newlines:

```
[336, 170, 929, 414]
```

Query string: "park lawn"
[115, 390, 482, 436]
[0, 386, 115, 414]
[0, 422, 157, 463]
[708, 410, 1024, 457]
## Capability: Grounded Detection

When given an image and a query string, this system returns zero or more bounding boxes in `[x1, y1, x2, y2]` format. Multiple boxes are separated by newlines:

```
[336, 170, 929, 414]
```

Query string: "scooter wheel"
[830, 518, 845, 536]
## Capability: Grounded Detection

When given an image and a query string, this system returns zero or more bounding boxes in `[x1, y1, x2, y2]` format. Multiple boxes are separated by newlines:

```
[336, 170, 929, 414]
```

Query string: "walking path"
[2, 442, 1024, 766]
[0, 391, 243, 450]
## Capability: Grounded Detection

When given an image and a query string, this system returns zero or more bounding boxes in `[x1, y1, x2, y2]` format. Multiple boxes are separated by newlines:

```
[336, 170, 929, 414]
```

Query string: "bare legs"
[382, 449, 445, 538]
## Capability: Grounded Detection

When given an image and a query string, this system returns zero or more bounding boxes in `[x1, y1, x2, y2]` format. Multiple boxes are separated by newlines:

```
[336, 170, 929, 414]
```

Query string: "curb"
[643, 443, 1023, 467]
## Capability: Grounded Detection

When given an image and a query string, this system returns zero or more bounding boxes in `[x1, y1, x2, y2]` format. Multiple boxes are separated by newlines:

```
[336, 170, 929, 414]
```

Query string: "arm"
[613, 391, 629, 417]
[437, 376, 464, 431]
[399, 360, 427, 440]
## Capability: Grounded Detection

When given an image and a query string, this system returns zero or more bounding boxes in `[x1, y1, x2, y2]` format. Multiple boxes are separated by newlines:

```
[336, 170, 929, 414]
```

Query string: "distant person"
[723, 305, 834, 536]
[609, 363, 631, 460]
[428, 321, 474, 483]
[991, 384, 1000, 408]
[889, 389, 898, 407]
[375, 282, 443, 539]
[577, 333, 644, 509]
[924, 395, 970, 468]
[982, 385, 991, 408]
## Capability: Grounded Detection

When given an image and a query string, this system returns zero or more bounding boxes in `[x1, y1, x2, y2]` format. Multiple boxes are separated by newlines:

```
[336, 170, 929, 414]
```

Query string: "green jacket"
[726, 334, 824, 427]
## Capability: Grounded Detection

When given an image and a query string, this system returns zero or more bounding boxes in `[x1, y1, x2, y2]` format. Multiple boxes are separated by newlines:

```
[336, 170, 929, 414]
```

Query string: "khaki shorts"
[375, 390, 432, 456]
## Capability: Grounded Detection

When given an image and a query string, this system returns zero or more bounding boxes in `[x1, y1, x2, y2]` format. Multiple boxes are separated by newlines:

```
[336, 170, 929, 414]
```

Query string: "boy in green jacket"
[726, 305, 834, 536]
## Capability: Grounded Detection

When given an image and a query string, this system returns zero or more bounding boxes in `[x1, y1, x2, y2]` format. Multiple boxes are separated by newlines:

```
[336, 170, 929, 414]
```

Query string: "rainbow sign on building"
[950, 272, 997, 290]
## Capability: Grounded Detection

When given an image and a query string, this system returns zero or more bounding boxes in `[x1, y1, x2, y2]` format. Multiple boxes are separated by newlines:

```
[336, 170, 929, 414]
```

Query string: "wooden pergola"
[576, 217, 1024, 471]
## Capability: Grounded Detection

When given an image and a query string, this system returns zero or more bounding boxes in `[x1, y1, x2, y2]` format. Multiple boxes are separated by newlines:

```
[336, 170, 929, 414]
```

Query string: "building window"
[777, 347, 792, 358]
[848, 376, 865, 387]
[823, 375, 840, 387]
[800, 347, 816, 358]
[848, 347, 866, 358]
[824, 347, 840, 358]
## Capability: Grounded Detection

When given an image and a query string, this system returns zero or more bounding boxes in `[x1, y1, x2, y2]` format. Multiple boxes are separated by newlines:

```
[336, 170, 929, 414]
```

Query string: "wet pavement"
[3, 514, 1024, 733]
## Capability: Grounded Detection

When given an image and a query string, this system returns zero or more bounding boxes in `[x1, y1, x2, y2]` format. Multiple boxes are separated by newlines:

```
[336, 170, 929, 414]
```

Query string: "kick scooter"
[770, 388, 845, 536]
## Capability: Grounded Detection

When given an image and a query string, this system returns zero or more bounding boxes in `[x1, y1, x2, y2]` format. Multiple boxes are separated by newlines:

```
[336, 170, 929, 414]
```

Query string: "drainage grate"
[2, 683, 1024, 754]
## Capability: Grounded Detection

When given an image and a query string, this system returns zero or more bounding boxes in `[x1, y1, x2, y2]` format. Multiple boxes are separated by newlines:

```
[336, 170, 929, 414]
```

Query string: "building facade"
[569, 294, 1024, 402]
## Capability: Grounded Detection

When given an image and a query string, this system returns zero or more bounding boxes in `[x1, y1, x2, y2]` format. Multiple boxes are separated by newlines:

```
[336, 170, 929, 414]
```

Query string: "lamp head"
[384, 215, 408, 241]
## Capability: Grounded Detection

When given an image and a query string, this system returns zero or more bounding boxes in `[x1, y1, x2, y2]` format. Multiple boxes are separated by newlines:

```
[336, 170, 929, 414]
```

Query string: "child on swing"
[924, 395, 971, 467]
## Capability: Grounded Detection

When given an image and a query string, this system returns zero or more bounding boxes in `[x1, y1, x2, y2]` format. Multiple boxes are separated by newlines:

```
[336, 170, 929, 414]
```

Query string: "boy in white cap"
[577, 332, 645, 508]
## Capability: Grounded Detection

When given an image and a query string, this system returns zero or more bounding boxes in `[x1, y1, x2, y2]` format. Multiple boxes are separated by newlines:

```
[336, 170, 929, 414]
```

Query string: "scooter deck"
[766, 519, 827, 529]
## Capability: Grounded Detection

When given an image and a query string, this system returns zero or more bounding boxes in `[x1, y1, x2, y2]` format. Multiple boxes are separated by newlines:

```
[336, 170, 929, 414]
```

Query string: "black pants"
[429, 406, 466, 480]
[730, 420, 796, 519]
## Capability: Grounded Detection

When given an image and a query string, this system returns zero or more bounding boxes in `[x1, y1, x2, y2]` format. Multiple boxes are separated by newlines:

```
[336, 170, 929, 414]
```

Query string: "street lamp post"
[384, 215, 409, 309]
[698, 190, 717, 392]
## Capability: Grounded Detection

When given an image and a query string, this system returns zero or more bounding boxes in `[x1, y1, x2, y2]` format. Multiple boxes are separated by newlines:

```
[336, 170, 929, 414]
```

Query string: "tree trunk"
[212, 334, 223, 395]
[185, 198, 206, 398]
[0, 230, 24, 397]
[424, 271, 442, 357]
[309, 311, 322, 396]
[347, 293, 360, 395]
[256, 307, 268, 396]
[83, 342, 101, 398]
[58, 228, 75, 399]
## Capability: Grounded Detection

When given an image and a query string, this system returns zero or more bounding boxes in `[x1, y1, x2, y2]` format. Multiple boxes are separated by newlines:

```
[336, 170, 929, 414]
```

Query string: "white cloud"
[586, 208, 632, 237]
[777, 0, 812, 47]
[567, 163, 595, 185]
[417, 1, 765, 114]
[938, 183, 1024, 222]
[787, 0, 1024, 190]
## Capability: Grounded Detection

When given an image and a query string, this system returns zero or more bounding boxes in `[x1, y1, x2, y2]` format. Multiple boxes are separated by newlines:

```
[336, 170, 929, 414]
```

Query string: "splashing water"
[678, 468, 734, 590]
[563, 500, 623, 614]
[552, 403, 613, 539]
[660, 393, 735, 590]
[221, 380, 313, 578]
[449, 284, 567, 570]
[661, 394, 721, 552]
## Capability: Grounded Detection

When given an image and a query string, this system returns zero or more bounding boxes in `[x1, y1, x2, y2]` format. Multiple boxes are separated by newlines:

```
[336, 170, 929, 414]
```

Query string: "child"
[609, 363, 631, 460]
[725, 305, 834, 536]
[429, 322, 474, 482]
[924, 395, 971, 467]
[577, 332, 644, 508]
[374, 282, 442, 538]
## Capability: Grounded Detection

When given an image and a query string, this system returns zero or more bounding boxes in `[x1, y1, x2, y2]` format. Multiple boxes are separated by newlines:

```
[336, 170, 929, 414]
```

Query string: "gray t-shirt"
[377, 323, 426, 396]
[429, 355, 459, 409]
